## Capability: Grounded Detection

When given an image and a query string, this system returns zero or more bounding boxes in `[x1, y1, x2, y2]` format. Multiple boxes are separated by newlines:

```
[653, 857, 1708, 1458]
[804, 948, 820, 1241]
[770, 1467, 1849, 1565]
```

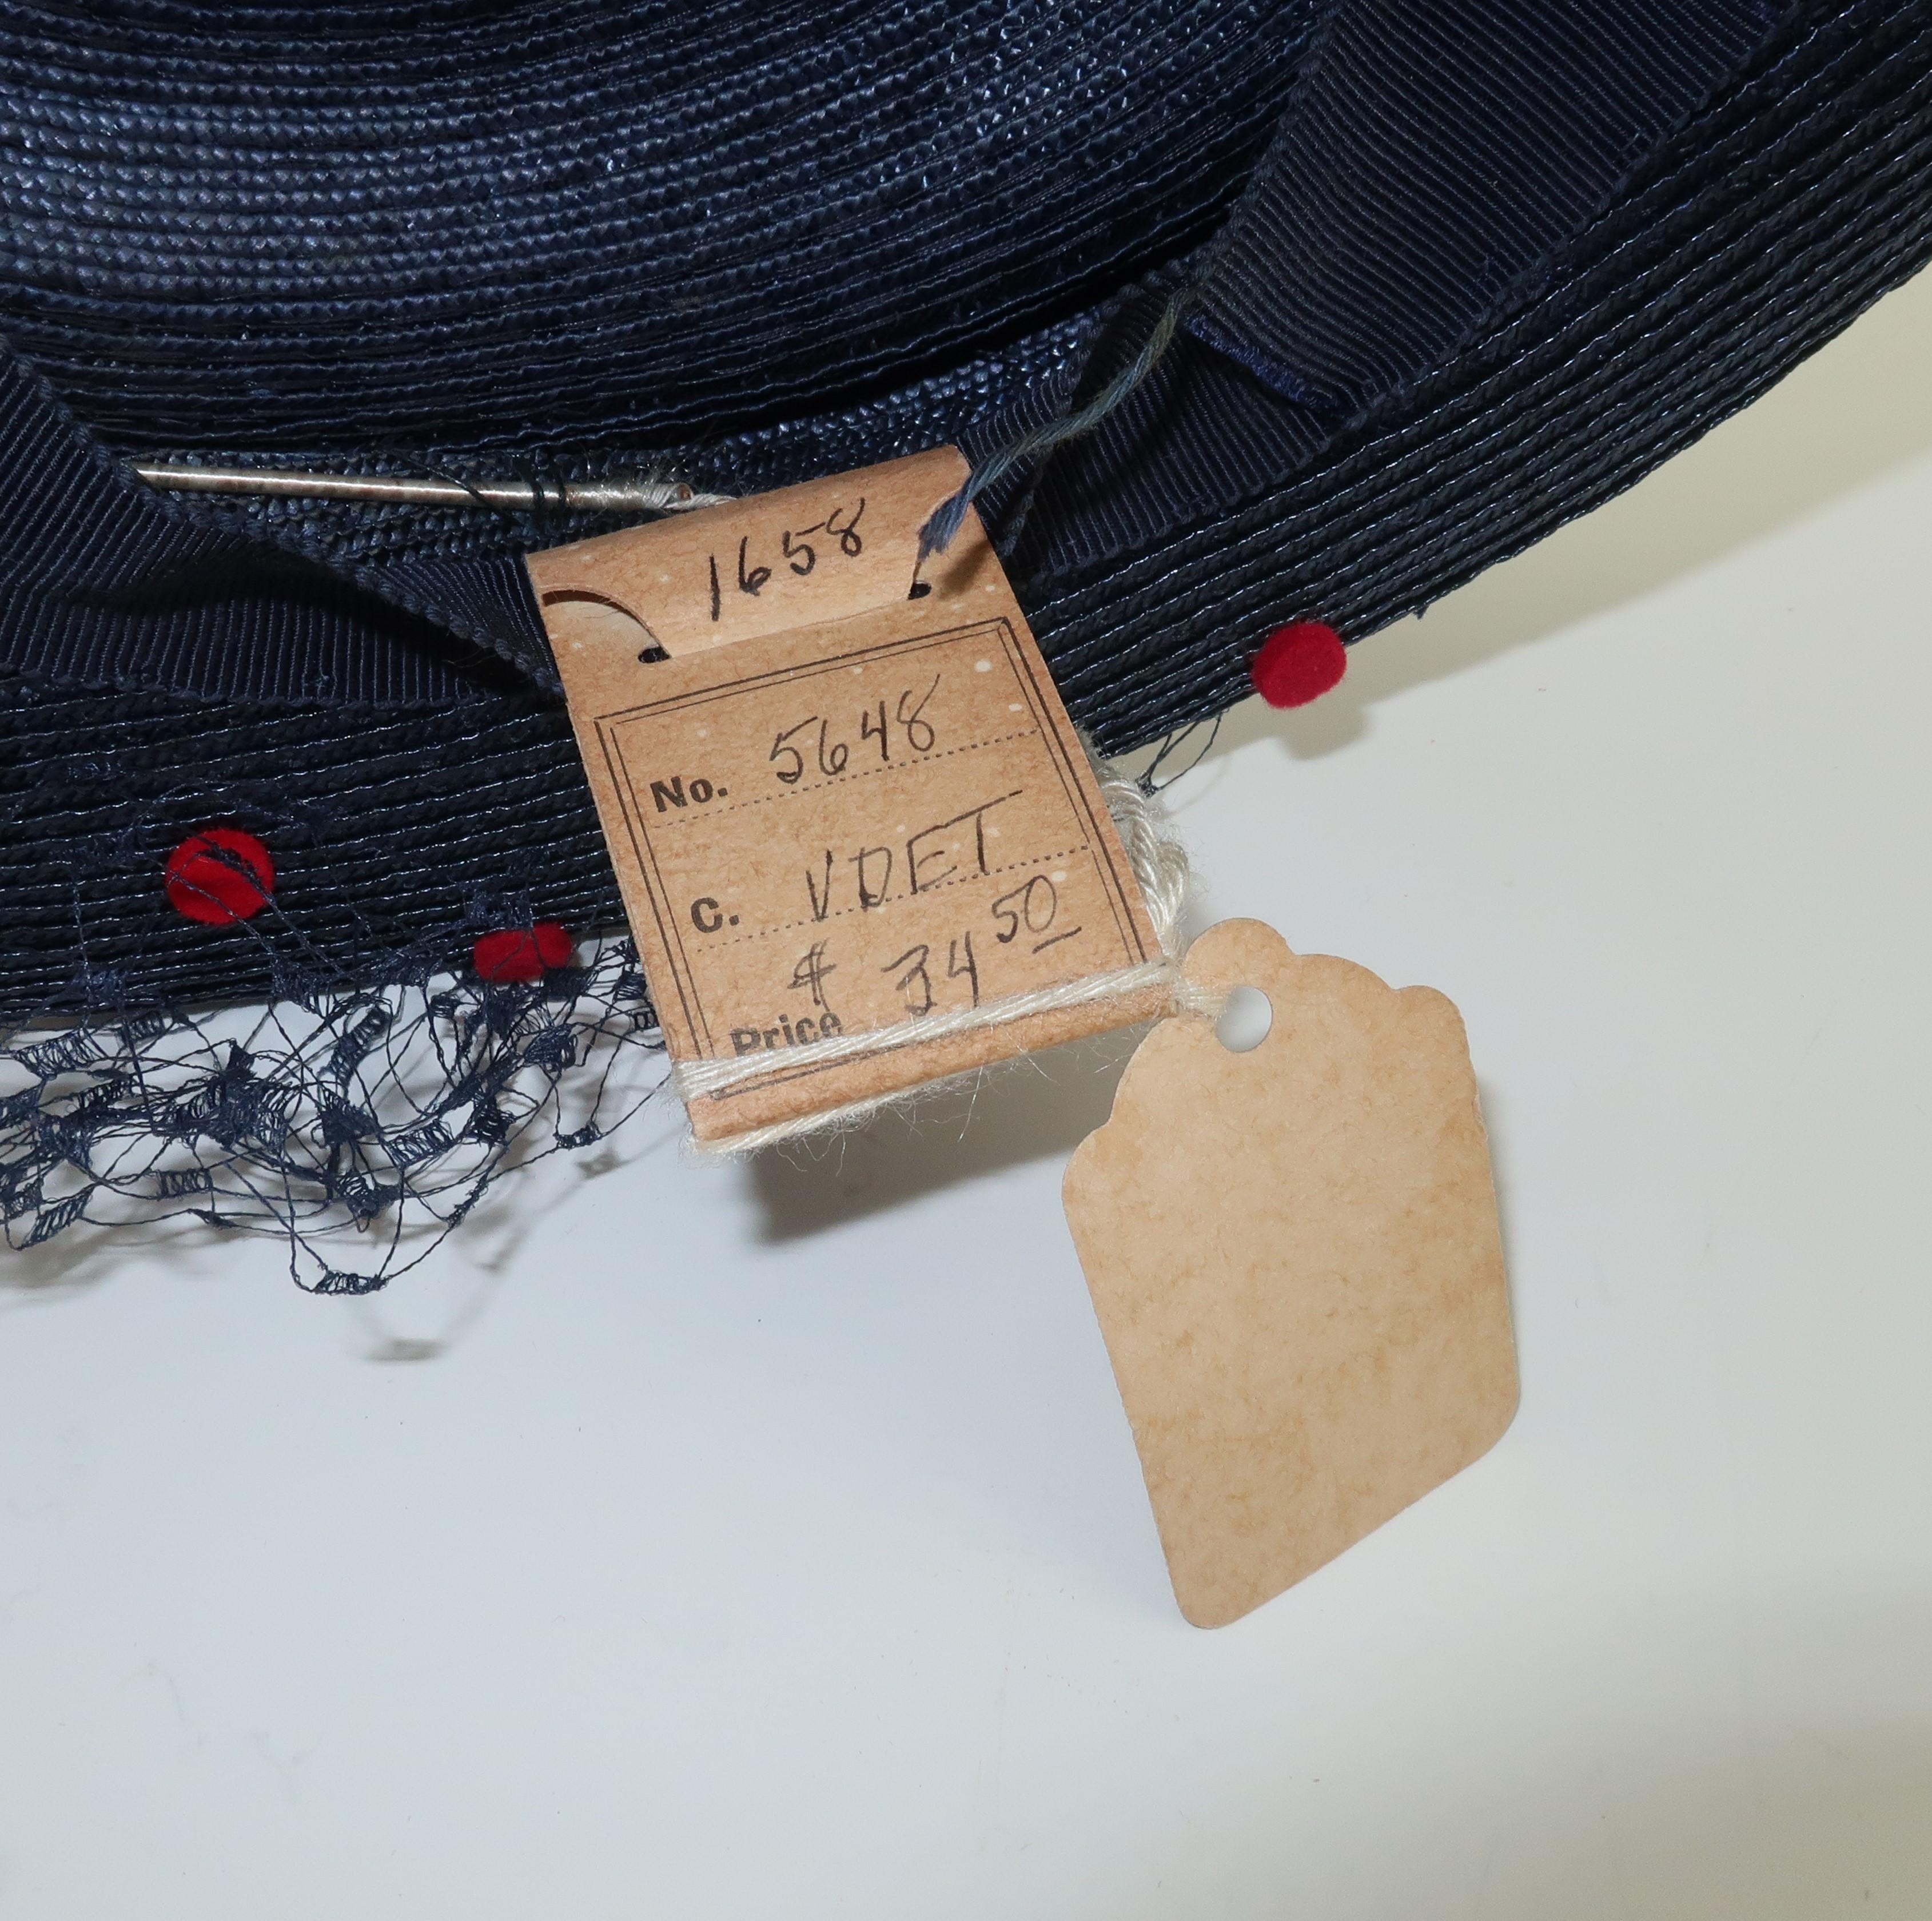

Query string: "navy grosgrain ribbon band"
[917, 0, 1792, 562]
[1187, 0, 1792, 416]
[0, 344, 560, 710]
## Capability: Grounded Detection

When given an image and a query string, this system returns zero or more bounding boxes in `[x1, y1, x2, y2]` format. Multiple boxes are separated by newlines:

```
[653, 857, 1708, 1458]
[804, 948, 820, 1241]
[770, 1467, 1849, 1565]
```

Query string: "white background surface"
[5, 269, 1932, 1920]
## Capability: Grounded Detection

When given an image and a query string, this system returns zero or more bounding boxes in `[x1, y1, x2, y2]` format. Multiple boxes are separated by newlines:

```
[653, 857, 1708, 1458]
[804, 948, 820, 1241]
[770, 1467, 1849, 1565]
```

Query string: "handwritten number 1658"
[708, 498, 866, 621]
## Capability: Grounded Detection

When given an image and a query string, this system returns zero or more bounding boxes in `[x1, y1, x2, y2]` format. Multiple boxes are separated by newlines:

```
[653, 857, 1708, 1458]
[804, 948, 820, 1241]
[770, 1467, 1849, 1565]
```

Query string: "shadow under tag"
[1063, 918, 1518, 1628]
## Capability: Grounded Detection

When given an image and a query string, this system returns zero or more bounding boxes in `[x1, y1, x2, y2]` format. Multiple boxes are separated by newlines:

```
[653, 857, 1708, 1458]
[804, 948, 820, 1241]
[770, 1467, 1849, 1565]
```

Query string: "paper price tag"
[530, 449, 1167, 1143]
[1065, 920, 1519, 1626]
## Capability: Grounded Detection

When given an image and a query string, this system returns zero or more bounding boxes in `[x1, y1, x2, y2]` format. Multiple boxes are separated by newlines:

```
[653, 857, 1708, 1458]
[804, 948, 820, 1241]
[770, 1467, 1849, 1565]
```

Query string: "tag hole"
[1214, 985, 1273, 1053]
[540, 588, 667, 663]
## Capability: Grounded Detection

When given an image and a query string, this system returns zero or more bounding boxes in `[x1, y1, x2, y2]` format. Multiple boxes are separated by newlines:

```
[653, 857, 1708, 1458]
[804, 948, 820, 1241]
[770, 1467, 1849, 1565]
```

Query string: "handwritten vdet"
[528, 447, 1167, 1146]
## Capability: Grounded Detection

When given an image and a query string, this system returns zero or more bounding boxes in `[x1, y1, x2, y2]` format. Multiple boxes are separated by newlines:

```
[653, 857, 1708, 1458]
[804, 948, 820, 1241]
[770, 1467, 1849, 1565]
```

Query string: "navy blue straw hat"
[2, 0, 1928, 1278]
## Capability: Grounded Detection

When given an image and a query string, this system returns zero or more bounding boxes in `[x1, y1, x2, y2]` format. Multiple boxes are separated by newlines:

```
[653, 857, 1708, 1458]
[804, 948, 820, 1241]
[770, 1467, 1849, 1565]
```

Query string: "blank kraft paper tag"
[528, 448, 1166, 1143]
[1064, 920, 1519, 1628]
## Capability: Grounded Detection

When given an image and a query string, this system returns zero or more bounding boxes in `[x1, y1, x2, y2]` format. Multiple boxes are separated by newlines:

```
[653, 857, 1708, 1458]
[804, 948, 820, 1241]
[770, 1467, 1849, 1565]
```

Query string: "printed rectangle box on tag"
[528, 448, 1166, 1142]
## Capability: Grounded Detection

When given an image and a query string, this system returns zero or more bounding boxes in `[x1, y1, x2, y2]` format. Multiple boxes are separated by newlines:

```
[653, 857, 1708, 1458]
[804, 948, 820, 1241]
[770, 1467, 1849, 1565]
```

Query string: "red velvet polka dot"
[533, 921, 575, 969]
[1250, 621, 1347, 708]
[473, 921, 574, 984]
[164, 827, 275, 925]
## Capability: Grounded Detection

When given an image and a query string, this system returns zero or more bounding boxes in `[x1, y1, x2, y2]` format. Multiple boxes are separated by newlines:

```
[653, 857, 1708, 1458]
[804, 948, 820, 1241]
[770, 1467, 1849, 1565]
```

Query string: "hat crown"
[0, 0, 1318, 454]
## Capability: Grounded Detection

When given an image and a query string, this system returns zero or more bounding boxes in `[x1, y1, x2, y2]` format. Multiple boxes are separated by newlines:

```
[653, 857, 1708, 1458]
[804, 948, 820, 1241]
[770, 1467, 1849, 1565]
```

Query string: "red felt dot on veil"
[1250, 621, 1347, 708]
[473, 921, 574, 984]
[164, 828, 275, 925]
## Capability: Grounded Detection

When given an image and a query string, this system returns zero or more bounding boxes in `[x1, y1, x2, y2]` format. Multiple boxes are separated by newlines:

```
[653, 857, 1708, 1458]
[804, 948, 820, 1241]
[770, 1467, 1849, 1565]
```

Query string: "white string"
[684, 752, 1213, 1156]
[678, 956, 1174, 1101]
[1093, 766, 1189, 954]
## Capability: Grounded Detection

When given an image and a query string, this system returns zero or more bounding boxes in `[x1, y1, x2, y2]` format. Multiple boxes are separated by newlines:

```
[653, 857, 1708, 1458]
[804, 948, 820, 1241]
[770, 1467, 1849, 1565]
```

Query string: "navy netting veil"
[2, 0, 1929, 1279]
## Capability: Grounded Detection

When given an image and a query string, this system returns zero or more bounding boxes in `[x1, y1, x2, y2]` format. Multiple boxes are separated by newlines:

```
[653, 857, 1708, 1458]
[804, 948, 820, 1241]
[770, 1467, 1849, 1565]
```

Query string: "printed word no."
[650, 773, 728, 812]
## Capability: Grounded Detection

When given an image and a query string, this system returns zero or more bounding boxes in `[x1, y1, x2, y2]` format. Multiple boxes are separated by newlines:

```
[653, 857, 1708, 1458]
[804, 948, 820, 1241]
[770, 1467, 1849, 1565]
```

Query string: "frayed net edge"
[0, 933, 668, 1293]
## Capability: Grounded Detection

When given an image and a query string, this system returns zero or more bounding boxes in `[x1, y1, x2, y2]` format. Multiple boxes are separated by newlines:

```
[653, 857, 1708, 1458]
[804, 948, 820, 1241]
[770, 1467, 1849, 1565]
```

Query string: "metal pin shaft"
[133, 463, 730, 514]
